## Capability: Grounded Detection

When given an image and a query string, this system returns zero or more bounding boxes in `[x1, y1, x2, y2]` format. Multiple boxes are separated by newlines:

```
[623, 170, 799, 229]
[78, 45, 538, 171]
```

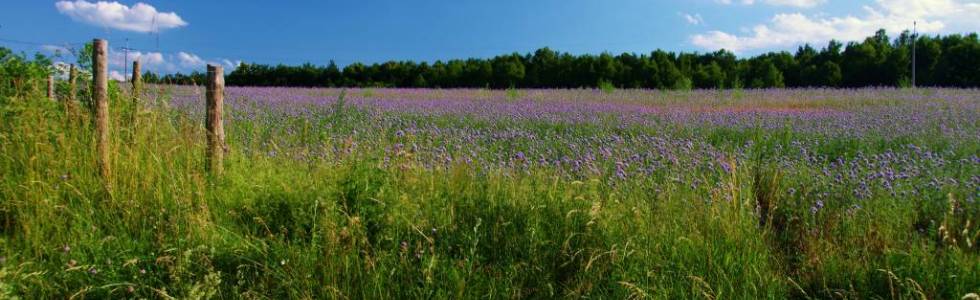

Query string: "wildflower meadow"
[1, 80, 977, 298]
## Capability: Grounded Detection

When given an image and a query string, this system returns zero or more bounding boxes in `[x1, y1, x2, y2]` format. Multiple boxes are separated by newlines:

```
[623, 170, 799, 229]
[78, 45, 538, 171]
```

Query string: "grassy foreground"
[1, 84, 978, 299]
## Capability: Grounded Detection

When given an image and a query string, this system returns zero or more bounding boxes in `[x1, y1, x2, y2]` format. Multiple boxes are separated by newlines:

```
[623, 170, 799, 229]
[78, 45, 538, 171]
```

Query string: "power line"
[0, 37, 87, 47]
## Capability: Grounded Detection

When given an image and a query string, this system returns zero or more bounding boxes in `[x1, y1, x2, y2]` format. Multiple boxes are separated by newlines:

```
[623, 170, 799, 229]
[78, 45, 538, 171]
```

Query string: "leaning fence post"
[92, 39, 111, 183]
[205, 64, 225, 176]
[47, 75, 55, 100]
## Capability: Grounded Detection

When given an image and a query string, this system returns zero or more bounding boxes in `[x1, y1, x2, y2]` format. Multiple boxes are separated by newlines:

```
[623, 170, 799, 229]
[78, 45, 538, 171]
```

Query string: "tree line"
[146, 29, 977, 89]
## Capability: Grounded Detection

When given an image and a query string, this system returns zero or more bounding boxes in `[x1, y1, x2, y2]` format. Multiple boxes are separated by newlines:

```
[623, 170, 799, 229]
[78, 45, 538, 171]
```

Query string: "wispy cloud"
[680, 13, 705, 25]
[221, 59, 243, 69]
[40, 45, 72, 56]
[716, 0, 826, 8]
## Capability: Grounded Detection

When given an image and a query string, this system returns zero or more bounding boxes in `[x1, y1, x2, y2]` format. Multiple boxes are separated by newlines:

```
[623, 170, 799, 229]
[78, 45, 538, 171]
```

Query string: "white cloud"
[97, 49, 236, 77]
[765, 0, 825, 7]
[110, 50, 165, 69]
[51, 62, 75, 80]
[109, 70, 126, 81]
[171, 52, 239, 71]
[692, 0, 980, 53]
[138, 52, 166, 66]
[717, 0, 825, 7]
[681, 13, 705, 25]
[41, 45, 72, 56]
[177, 52, 205, 68]
[55, 0, 187, 33]
[221, 59, 242, 70]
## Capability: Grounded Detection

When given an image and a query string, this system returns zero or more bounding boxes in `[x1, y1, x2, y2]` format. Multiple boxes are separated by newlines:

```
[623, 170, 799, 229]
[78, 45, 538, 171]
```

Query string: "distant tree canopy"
[145, 30, 977, 89]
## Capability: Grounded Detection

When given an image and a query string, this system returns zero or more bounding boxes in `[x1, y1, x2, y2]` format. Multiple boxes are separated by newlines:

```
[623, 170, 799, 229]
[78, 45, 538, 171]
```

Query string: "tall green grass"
[0, 82, 977, 299]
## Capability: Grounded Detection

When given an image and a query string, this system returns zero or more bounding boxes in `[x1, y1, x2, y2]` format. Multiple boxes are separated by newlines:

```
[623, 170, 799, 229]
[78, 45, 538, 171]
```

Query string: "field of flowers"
[1, 85, 978, 298]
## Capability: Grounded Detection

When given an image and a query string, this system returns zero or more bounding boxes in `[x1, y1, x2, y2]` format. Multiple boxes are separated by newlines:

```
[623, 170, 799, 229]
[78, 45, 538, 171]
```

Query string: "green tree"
[941, 33, 980, 86]
[160, 30, 980, 89]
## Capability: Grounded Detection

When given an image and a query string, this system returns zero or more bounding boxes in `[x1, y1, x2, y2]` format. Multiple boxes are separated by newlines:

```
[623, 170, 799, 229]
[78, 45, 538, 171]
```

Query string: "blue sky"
[1, 0, 977, 78]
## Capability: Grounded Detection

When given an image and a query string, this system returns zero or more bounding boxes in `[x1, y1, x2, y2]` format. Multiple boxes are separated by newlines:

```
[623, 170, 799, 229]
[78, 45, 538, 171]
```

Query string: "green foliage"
[731, 77, 745, 101]
[672, 76, 693, 91]
[898, 76, 912, 88]
[819, 61, 843, 87]
[157, 30, 980, 89]
[504, 85, 521, 101]
[360, 88, 375, 98]
[0, 48, 52, 100]
[73, 42, 94, 72]
[597, 79, 615, 94]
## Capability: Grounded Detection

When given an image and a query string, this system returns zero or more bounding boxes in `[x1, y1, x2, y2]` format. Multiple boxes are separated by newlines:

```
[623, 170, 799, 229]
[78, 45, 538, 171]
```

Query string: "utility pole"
[121, 44, 137, 83]
[912, 21, 917, 89]
[123, 38, 129, 81]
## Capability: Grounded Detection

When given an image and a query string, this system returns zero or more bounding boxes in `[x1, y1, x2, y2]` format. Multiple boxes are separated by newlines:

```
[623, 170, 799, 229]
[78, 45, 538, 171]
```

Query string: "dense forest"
[143, 29, 977, 89]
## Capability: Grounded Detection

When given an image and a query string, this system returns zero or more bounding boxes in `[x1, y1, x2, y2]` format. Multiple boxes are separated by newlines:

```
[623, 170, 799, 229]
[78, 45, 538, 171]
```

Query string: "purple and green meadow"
[1, 85, 978, 298]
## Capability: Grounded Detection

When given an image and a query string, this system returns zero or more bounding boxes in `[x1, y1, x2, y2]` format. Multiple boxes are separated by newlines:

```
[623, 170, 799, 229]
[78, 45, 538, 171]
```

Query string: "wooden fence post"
[205, 64, 225, 176]
[47, 75, 55, 100]
[92, 39, 111, 183]
[131, 60, 141, 106]
[67, 64, 77, 113]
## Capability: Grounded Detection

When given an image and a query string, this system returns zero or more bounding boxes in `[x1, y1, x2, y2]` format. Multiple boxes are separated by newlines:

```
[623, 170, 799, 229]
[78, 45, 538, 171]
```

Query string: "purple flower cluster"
[149, 86, 978, 204]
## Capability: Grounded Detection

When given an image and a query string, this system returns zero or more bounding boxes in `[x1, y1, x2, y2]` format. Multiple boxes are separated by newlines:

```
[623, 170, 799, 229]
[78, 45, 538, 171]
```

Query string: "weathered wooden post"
[47, 75, 55, 100]
[205, 64, 225, 176]
[131, 60, 142, 105]
[92, 39, 111, 182]
[67, 64, 77, 113]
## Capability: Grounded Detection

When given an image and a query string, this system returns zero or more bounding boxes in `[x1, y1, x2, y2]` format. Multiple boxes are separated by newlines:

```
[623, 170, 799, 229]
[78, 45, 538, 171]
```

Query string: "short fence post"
[131, 60, 142, 106]
[205, 64, 225, 176]
[64, 64, 77, 119]
[67, 64, 77, 108]
[47, 75, 55, 100]
[92, 39, 111, 183]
